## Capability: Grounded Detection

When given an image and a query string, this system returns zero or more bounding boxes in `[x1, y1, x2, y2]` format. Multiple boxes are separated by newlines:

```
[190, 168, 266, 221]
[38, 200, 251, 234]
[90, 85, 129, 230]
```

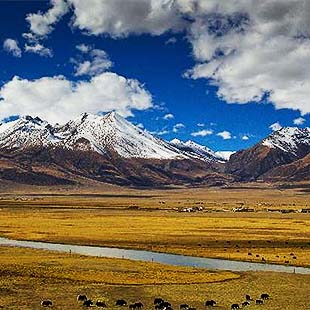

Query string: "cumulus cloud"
[68, 0, 185, 37]
[242, 135, 249, 141]
[0, 73, 152, 124]
[23, 0, 310, 115]
[3, 39, 22, 57]
[173, 123, 185, 133]
[24, 43, 53, 57]
[191, 129, 213, 137]
[217, 131, 232, 140]
[26, 0, 69, 37]
[185, 1, 310, 115]
[293, 117, 306, 125]
[269, 122, 282, 131]
[163, 113, 174, 120]
[165, 37, 177, 45]
[76, 43, 91, 53]
[151, 128, 170, 136]
[72, 45, 113, 76]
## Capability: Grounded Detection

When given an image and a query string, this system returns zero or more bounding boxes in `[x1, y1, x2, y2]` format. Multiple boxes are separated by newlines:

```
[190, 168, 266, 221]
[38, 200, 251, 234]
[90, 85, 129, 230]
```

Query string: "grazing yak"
[256, 299, 263, 305]
[205, 300, 216, 307]
[242, 301, 250, 307]
[77, 294, 87, 302]
[245, 295, 252, 301]
[96, 301, 107, 307]
[154, 298, 164, 305]
[116, 299, 127, 306]
[129, 302, 144, 309]
[41, 300, 52, 307]
[231, 304, 239, 310]
[83, 299, 93, 307]
[261, 293, 270, 300]
[180, 304, 189, 309]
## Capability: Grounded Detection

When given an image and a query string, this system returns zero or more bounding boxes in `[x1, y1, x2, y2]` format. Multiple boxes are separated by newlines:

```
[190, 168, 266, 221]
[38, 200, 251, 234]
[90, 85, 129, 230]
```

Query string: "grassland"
[0, 247, 308, 310]
[0, 184, 309, 267]
[0, 183, 309, 309]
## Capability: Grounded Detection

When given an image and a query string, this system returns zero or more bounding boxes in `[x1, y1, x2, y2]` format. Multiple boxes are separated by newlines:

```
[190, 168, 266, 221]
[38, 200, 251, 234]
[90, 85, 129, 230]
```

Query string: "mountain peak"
[170, 138, 225, 162]
[262, 126, 310, 154]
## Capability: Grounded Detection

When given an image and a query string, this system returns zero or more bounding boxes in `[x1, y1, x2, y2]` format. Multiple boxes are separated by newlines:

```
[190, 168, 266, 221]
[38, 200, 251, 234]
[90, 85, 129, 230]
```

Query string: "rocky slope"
[1, 113, 309, 186]
[226, 127, 310, 181]
[0, 113, 227, 187]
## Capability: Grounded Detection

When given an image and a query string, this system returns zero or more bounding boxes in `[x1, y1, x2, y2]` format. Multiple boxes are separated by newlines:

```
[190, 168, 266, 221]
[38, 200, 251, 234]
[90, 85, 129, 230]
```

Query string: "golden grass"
[0, 247, 308, 310]
[0, 186, 309, 309]
[0, 207, 309, 266]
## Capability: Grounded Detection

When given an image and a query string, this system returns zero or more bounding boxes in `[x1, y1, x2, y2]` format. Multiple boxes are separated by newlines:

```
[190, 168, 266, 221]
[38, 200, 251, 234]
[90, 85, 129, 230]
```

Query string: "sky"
[0, 0, 310, 152]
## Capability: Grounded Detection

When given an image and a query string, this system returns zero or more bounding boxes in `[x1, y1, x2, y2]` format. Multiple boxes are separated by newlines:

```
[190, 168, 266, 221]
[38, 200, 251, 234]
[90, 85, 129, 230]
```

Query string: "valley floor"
[0, 183, 309, 309]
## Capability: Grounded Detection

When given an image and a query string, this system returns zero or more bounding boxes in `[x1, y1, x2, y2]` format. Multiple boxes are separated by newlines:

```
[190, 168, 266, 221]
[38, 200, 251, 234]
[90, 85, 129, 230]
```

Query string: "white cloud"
[185, 1, 310, 115]
[269, 122, 282, 131]
[0, 72, 152, 124]
[191, 129, 213, 137]
[242, 135, 249, 141]
[26, 0, 69, 37]
[3, 39, 22, 57]
[173, 123, 185, 133]
[293, 117, 306, 125]
[165, 37, 177, 45]
[25, 43, 53, 57]
[217, 131, 232, 140]
[22, 1, 310, 115]
[68, 0, 186, 37]
[163, 113, 174, 120]
[76, 44, 91, 53]
[151, 129, 170, 136]
[197, 123, 205, 127]
[136, 123, 144, 129]
[72, 45, 113, 76]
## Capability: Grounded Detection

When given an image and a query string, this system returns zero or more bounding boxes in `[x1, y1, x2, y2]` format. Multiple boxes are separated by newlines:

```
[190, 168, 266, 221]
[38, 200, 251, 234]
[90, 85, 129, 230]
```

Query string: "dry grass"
[0, 185, 309, 309]
[0, 208, 309, 266]
[0, 247, 308, 310]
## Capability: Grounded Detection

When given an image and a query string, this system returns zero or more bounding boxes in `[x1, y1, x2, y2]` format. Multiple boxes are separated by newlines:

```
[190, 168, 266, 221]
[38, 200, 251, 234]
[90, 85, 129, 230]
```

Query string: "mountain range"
[0, 112, 309, 187]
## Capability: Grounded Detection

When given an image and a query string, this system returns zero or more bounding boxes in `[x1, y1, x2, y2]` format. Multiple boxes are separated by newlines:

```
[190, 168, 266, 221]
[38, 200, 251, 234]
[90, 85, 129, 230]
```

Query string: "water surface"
[0, 237, 309, 274]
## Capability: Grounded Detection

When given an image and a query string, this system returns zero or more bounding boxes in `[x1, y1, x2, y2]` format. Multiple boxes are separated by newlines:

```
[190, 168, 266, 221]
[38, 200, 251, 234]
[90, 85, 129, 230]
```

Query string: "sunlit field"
[0, 184, 309, 309]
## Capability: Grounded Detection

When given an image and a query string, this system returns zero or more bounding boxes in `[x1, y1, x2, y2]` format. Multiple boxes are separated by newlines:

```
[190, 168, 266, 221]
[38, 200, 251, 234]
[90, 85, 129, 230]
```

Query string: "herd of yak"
[41, 293, 270, 309]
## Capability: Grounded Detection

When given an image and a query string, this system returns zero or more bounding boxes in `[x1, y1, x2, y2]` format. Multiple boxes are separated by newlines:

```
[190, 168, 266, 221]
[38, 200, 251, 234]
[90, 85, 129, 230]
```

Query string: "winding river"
[0, 237, 309, 274]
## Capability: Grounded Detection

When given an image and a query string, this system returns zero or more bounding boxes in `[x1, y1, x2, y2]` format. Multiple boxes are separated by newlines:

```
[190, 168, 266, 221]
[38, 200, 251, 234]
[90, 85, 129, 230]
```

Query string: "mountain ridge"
[1, 112, 310, 187]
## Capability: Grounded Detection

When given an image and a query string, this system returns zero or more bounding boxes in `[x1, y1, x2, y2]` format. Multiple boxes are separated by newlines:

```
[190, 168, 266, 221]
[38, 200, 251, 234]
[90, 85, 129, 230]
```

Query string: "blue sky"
[0, 1, 309, 151]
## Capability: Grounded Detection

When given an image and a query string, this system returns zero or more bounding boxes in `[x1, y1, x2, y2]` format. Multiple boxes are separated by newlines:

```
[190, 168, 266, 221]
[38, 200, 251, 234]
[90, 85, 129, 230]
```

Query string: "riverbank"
[0, 207, 309, 267]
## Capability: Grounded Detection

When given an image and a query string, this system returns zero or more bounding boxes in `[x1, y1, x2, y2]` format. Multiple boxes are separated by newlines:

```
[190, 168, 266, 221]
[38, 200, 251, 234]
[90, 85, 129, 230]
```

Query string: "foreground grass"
[0, 247, 308, 310]
[0, 247, 237, 309]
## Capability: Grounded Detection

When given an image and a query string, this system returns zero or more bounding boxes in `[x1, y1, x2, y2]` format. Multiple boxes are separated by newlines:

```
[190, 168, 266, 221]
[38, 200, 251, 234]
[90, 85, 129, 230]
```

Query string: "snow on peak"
[0, 115, 60, 149]
[170, 138, 225, 162]
[55, 111, 185, 159]
[215, 151, 235, 161]
[262, 126, 310, 154]
[0, 112, 226, 162]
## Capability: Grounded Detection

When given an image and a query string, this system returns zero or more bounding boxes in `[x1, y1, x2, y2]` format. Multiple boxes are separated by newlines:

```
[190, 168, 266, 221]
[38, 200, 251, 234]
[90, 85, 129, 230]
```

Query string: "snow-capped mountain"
[1, 115, 310, 186]
[226, 126, 310, 181]
[215, 151, 235, 161]
[55, 112, 187, 159]
[262, 127, 310, 155]
[0, 112, 223, 161]
[170, 138, 226, 162]
[0, 115, 61, 150]
[0, 112, 227, 187]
